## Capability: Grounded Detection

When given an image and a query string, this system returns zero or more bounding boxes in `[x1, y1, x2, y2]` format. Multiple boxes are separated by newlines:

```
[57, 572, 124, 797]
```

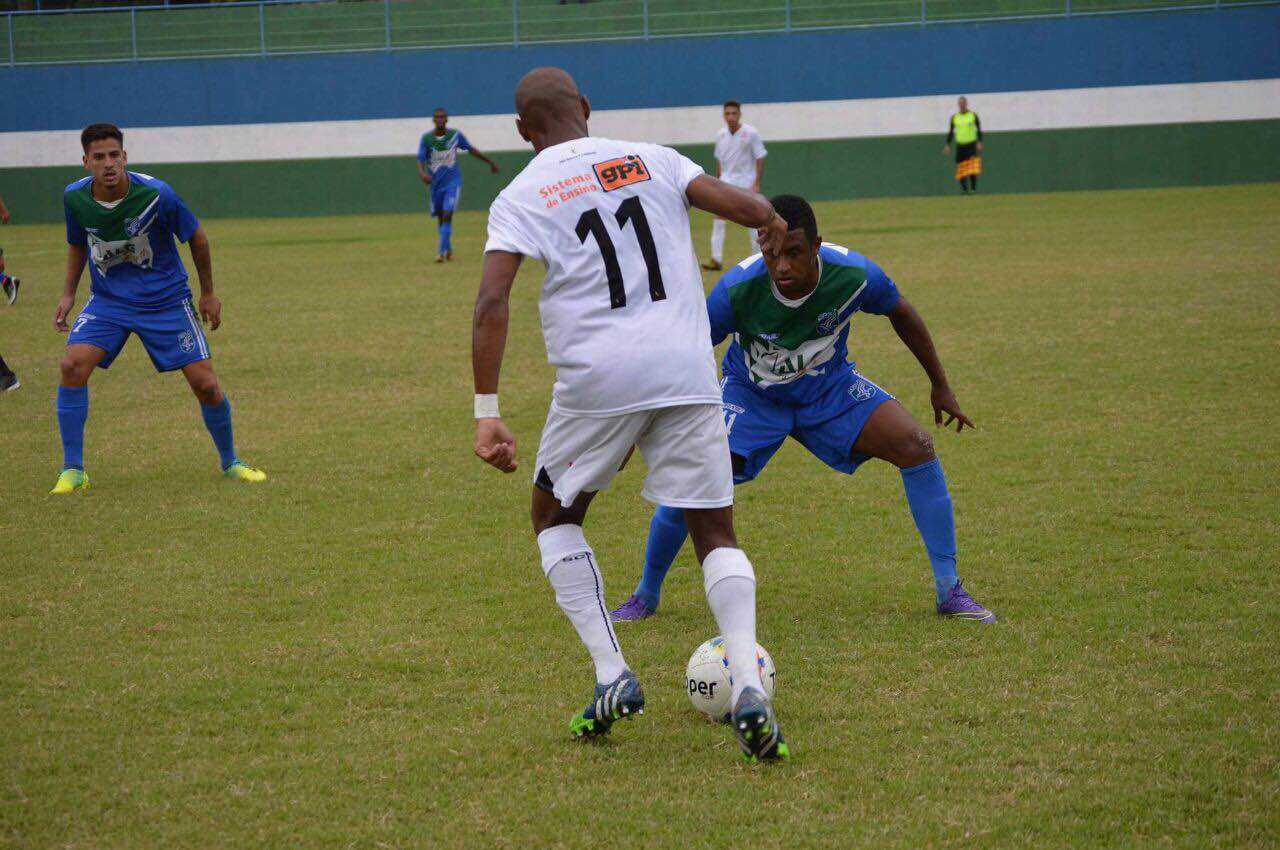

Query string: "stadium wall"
[1, 6, 1277, 222]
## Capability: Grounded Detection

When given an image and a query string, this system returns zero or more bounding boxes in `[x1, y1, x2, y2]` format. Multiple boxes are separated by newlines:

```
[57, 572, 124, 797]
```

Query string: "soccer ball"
[685, 636, 776, 722]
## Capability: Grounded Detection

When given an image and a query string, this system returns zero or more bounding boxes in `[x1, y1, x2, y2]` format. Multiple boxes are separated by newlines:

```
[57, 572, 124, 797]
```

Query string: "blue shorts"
[430, 178, 461, 217]
[68, 294, 210, 373]
[721, 365, 894, 484]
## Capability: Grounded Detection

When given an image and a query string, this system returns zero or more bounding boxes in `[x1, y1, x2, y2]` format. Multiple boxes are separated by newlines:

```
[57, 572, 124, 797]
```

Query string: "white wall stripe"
[2, 79, 1275, 169]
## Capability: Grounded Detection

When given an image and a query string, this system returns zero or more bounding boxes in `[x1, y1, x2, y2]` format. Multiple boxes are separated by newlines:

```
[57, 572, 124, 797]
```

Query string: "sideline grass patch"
[1, 185, 1277, 848]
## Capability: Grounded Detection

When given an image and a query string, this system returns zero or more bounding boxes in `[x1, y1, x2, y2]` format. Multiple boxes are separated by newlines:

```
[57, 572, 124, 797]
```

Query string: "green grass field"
[1, 185, 1277, 848]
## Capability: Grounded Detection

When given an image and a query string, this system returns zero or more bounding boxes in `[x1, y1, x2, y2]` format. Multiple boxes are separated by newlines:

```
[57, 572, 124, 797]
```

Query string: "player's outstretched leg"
[182, 361, 266, 482]
[611, 504, 689, 622]
[854, 400, 996, 622]
[534, 494, 645, 739]
[686, 507, 788, 762]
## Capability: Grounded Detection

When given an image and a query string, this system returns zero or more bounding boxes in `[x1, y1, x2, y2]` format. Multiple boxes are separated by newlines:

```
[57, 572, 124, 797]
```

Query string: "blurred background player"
[944, 96, 983, 194]
[473, 67, 790, 762]
[416, 107, 499, 263]
[612, 195, 997, 624]
[703, 101, 767, 271]
[0, 191, 20, 392]
[50, 123, 265, 493]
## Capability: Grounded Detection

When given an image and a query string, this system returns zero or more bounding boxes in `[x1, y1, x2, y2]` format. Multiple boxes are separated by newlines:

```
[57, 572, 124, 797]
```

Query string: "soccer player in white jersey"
[703, 100, 767, 272]
[472, 67, 790, 762]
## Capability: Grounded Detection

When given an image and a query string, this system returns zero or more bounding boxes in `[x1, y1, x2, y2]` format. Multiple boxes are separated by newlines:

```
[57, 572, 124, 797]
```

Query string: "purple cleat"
[937, 579, 998, 623]
[610, 594, 657, 622]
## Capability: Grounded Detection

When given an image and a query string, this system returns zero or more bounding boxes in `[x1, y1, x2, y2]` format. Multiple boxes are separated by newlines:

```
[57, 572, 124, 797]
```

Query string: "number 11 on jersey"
[575, 196, 667, 309]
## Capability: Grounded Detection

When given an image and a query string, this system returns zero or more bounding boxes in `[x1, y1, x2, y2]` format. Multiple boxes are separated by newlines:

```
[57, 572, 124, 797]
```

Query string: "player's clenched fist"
[475, 417, 518, 473]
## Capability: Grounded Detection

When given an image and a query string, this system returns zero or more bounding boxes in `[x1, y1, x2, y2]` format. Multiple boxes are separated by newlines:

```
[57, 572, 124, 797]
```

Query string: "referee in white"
[703, 100, 767, 271]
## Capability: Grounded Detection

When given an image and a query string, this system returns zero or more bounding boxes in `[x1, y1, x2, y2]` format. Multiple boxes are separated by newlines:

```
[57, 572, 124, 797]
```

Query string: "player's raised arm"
[685, 175, 787, 255]
[472, 249, 523, 473]
[887, 296, 975, 432]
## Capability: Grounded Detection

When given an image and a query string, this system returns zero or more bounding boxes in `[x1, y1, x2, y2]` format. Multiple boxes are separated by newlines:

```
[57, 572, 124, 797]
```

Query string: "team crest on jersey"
[593, 155, 650, 192]
[816, 310, 840, 335]
[850, 378, 876, 401]
[178, 331, 196, 353]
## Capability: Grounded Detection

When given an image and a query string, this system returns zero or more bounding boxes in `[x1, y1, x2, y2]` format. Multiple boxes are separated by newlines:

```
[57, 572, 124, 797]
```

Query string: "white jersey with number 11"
[485, 137, 722, 418]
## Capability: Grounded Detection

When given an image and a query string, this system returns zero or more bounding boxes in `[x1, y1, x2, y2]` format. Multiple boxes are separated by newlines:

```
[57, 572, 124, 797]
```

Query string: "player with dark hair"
[49, 122, 265, 493]
[417, 107, 499, 263]
[945, 96, 983, 193]
[0, 190, 21, 392]
[612, 194, 997, 623]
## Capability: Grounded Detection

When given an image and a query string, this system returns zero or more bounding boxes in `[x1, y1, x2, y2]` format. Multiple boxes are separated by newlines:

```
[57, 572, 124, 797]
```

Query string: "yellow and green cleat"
[49, 468, 90, 494]
[223, 462, 267, 483]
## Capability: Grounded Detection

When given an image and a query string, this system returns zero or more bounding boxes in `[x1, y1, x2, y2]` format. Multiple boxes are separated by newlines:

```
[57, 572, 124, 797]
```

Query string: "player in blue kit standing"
[49, 123, 265, 494]
[417, 108, 499, 263]
[612, 195, 997, 623]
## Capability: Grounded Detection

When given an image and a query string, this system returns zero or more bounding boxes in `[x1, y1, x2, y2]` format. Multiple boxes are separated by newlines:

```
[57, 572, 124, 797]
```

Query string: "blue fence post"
[384, 0, 391, 49]
[921, 0, 926, 24]
[512, 0, 519, 47]
[258, 2, 266, 54]
[1065, 0, 1071, 16]
[130, 8, 138, 60]
[785, 0, 791, 32]
[643, 0, 649, 39]
[7, 14, 14, 67]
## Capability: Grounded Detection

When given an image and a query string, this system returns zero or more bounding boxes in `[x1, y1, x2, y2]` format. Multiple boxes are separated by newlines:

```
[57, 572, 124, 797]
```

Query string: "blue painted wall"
[3, 6, 1278, 132]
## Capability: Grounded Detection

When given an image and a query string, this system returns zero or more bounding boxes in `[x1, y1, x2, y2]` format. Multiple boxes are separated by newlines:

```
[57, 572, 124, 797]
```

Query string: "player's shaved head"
[513, 67, 590, 149]
[515, 67, 581, 125]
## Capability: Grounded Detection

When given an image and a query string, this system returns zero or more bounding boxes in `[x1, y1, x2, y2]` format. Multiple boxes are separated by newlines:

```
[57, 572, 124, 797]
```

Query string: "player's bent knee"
[59, 355, 92, 385]
[898, 428, 936, 467]
[187, 373, 222, 403]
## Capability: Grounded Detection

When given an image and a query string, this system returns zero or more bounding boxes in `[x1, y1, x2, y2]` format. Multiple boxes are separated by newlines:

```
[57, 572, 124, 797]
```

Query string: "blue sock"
[439, 221, 452, 254]
[901, 458, 959, 603]
[56, 385, 89, 471]
[634, 505, 690, 608]
[200, 397, 238, 471]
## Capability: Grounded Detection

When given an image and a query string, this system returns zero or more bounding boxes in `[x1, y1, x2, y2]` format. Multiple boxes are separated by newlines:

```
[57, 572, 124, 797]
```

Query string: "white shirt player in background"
[703, 100, 767, 272]
[472, 67, 791, 762]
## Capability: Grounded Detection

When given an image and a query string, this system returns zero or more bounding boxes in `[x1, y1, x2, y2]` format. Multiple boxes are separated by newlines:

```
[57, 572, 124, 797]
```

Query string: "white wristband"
[474, 393, 500, 419]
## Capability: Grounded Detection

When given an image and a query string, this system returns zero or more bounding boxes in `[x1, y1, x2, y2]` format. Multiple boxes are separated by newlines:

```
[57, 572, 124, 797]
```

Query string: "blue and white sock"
[633, 505, 690, 608]
[200, 397, 239, 471]
[901, 458, 959, 603]
[56, 385, 89, 471]
[439, 221, 453, 254]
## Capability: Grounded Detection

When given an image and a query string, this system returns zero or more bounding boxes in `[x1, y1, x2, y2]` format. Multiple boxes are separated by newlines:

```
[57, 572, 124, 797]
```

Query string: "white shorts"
[534, 403, 735, 509]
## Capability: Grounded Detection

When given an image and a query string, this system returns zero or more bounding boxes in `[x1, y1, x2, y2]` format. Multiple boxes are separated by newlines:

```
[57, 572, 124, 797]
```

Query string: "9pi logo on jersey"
[593, 155, 650, 191]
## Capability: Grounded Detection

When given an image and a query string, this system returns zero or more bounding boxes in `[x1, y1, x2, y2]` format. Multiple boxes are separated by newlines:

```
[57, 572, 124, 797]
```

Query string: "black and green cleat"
[732, 687, 789, 764]
[569, 670, 645, 739]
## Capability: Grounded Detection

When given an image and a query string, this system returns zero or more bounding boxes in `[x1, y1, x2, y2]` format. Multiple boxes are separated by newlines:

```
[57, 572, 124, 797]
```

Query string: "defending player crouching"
[612, 195, 997, 624]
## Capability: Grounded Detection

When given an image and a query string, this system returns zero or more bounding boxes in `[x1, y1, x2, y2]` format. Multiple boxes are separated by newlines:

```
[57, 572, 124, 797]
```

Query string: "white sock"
[702, 547, 763, 704]
[710, 219, 726, 263]
[538, 524, 627, 686]
[747, 226, 758, 255]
